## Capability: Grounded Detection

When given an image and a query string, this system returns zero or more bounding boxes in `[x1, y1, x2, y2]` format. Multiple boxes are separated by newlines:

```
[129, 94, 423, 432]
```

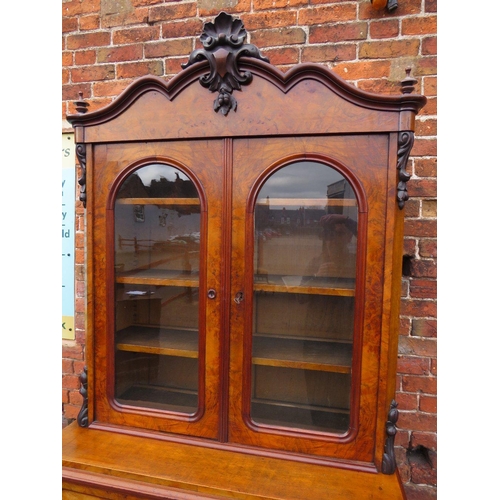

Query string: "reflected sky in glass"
[257, 162, 344, 200]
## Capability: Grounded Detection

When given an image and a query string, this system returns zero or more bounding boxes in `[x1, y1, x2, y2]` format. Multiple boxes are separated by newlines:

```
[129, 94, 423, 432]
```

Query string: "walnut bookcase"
[63, 12, 426, 500]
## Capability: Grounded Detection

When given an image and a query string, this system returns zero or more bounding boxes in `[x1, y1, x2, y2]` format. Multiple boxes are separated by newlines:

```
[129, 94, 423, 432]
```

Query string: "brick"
[398, 335, 437, 358]
[369, 19, 399, 39]
[410, 432, 437, 451]
[298, 5, 357, 25]
[63, 0, 100, 17]
[67, 32, 111, 50]
[400, 297, 436, 319]
[397, 355, 431, 375]
[93, 79, 134, 98]
[162, 19, 203, 39]
[63, 84, 92, 105]
[63, 51, 73, 67]
[97, 44, 143, 63]
[333, 60, 391, 81]
[262, 47, 300, 66]
[430, 359, 436, 377]
[395, 431, 411, 449]
[357, 79, 401, 95]
[409, 450, 437, 486]
[395, 391, 418, 411]
[71, 65, 115, 83]
[117, 60, 164, 79]
[402, 16, 437, 36]
[410, 259, 436, 279]
[398, 410, 436, 432]
[80, 14, 100, 31]
[422, 36, 437, 56]
[62, 358, 74, 374]
[408, 178, 436, 197]
[302, 44, 356, 64]
[420, 96, 436, 116]
[414, 158, 436, 177]
[415, 118, 436, 137]
[75, 49, 97, 65]
[165, 57, 189, 76]
[425, 0, 437, 13]
[410, 278, 436, 298]
[399, 316, 411, 336]
[405, 484, 437, 500]
[419, 239, 436, 259]
[198, 0, 252, 16]
[102, 7, 148, 28]
[309, 22, 368, 44]
[62, 343, 83, 359]
[421, 200, 436, 218]
[62, 374, 81, 390]
[113, 26, 160, 45]
[404, 219, 436, 238]
[63, 16, 78, 33]
[401, 278, 409, 298]
[404, 199, 419, 218]
[63, 404, 81, 420]
[253, 0, 308, 10]
[70, 389, 84, 405]
[415, 56, 437, 77]
[241, 11, 297, 30]
[62, 389, 69, 404]
[149, 2, 197, 23]
[144, 39, 192, 59]
[411, 319, 437, 338]
[403, 238, 417, 257]
[360, 39, 420, 59]
[250, 28, 306, 48]
[419, 395, 436, 413]
[422, 76, 437, 97]
[401, 375, 437, 395]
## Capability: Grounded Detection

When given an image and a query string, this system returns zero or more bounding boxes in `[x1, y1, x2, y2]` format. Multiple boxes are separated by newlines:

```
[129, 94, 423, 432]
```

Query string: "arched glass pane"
[113, 164, 201, 414]
[251, 161, 358, 434]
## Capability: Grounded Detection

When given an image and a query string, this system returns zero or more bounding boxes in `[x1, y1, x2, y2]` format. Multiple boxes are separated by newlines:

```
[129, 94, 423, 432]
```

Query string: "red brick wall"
[62, 1, 437, 498]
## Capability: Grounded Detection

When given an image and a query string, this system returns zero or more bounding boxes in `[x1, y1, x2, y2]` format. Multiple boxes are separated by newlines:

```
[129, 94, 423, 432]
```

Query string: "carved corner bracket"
[73, 92, 89, 208]
[75, 143, 87, 208]
[76, 366, 89, 428]
[396, 131, 414, 209]
[381, 400, 399, 474]
[181, 12, 269, 115]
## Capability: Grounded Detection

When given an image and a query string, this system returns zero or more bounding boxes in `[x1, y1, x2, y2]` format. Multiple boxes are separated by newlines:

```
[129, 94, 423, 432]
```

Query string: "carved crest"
[182, 12, 269, 115]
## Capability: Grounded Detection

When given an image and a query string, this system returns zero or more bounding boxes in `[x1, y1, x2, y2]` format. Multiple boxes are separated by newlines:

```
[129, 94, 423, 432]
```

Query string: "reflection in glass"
[114, 164, 200, 413]
[251, 161, 358, 434]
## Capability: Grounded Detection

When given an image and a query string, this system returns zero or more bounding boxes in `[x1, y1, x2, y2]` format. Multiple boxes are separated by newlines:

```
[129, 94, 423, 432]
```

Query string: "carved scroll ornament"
[182, 12, 269, 115]
[381, 400, 399, 474]
[77, 366, 89, 428]
[396, 131, 414, 209]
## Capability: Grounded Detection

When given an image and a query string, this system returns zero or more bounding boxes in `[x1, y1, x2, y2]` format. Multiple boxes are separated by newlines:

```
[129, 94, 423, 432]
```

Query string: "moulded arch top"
[67, 57, 426, 144]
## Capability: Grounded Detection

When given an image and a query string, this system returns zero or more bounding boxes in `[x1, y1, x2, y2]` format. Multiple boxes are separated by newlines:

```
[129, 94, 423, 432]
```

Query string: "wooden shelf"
[256, 198, 357, 207]
[251, 399, 350, 434]
[254, 275, 355, 297]
[116, 197, 200, 206]
[116, 269, 199, 287]
[117, 384, 198, 413]
[116, 326, 198, 358]
[253, 336, 352, 373]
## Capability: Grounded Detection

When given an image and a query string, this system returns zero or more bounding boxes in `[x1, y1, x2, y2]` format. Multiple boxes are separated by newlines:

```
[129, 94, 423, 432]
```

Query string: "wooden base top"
[63, 423, 406, 500]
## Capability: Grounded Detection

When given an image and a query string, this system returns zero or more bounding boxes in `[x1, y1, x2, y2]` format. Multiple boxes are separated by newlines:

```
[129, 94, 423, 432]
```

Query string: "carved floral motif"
[182, 12, 269, 115]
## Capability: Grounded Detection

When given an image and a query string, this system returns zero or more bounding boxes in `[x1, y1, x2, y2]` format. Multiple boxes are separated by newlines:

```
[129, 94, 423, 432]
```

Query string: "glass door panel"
[251, 161, 358, 434]
[114, 164, 201, 414]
